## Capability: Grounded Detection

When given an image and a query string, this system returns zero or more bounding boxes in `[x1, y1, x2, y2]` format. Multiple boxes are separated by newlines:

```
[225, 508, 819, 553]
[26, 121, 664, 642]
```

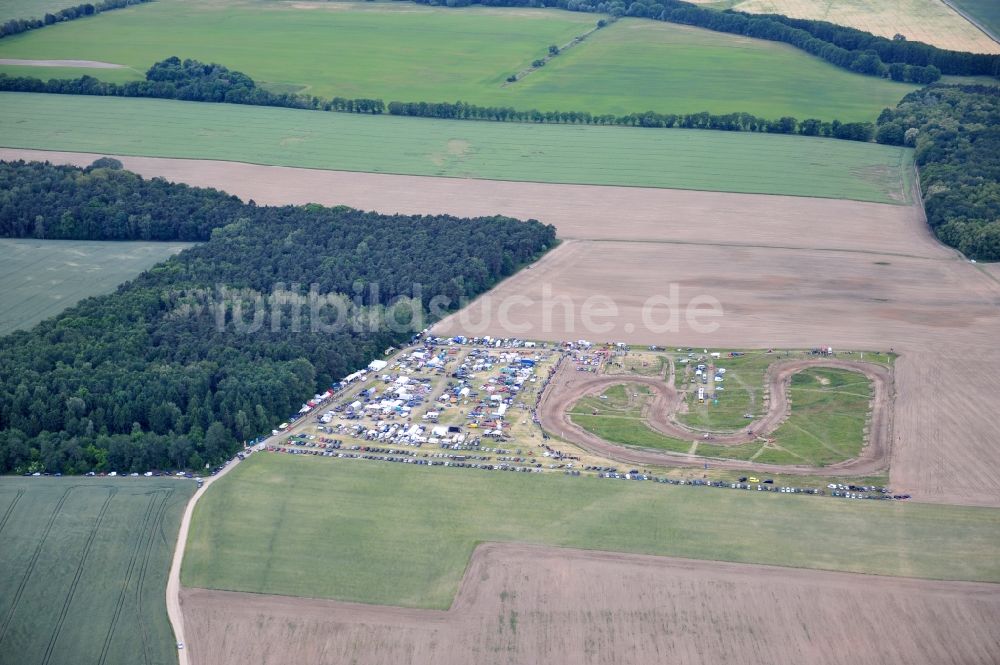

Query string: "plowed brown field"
[180, 543, 1000, 665]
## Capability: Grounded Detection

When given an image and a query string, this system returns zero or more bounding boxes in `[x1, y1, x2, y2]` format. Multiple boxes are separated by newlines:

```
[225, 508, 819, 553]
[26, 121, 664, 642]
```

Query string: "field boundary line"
[0, 486, 72, 645]
[40, 487, 117, 665]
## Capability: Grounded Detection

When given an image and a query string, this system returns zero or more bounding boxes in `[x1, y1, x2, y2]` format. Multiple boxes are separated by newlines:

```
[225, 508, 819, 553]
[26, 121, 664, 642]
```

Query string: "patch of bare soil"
[179, 542, 1000, 665]
[538, 357, 893, 475]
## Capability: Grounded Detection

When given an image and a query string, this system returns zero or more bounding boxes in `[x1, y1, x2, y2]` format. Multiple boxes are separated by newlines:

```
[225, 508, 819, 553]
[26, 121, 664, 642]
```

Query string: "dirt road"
[538, 357, 893, 475]
[179, 542, 1000, 665]
[165, 450, 256, 665]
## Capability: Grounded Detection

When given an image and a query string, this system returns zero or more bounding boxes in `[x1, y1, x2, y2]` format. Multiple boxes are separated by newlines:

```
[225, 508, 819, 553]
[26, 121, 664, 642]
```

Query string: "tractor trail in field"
[40, 487, 118, 665]
[136, 490, 173, 665]
[0, 486, 72, 645]
[97, 491, 159, 665]
[0, 488, 24, 536]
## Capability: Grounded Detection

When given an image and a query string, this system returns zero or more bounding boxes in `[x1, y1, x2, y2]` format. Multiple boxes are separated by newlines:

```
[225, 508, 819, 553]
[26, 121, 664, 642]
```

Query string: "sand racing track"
[538, 358, 893, 474]
[179, 542, 1000, 665]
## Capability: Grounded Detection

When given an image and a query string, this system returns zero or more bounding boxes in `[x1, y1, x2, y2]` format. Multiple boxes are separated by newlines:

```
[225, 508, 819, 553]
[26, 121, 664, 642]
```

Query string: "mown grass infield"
[0, 1, 917, 121]
[0, 477, 193, 665]
[183, 453, 1000, 609]
[0, 93, 915, 203]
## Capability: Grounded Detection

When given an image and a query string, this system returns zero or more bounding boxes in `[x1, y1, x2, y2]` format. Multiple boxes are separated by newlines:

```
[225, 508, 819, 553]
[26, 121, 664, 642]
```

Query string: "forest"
[413, 0, 999, 80]
[0, 158, 246, 240]
[0, 57, 875, 141]
[875, 85, 1000, 261]
[0, 160, 556, 475]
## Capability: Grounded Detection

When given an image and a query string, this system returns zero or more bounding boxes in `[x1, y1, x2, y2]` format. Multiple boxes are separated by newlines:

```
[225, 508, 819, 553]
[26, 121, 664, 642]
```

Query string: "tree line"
[0, 56, 874, 141]
[0, 159, 556, 475]
[388, 100, 875, 141]
[874, 85, 1000, 261]
[0, 0, 152, 39]
[413, 0, 1000, 80]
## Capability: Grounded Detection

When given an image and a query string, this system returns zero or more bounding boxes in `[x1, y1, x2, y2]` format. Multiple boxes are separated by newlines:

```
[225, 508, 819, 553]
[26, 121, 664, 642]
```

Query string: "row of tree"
[417, 0, 1000, 79]
[875, 85, 1000, 261]
[388, 101, 874, 140]
[0, 159, 557, 474]
[0, 56, 874, 141]
[0, 0, 152, 39]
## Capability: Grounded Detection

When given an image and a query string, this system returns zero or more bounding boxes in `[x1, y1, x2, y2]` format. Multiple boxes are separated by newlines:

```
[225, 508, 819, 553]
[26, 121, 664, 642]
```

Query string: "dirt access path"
[538, 357, 893, 475]
[179, 542, 1000, 665]
[165, 448, 261, 665]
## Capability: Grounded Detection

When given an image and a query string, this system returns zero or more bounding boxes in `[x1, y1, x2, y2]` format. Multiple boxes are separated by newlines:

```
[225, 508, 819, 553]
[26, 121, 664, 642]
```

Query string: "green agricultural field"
[0, 63, 143, 85]
[0, 238, 195, 335]
[0, 93, 916, 203]
[0, 477, 194, 665]
[0, 0, 77, 22]
[0, 0, 917, 121]
[949, 0, 1000, 40]
[183, 454, 1000, 609]
[509, 19, 915, 120]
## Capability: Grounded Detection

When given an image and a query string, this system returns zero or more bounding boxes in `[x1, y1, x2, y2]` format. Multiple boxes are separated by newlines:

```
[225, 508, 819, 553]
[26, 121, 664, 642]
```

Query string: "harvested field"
[692, 0, 1000, 54]
[180, 542, 1000, 665]
[540, 357, 893, 474]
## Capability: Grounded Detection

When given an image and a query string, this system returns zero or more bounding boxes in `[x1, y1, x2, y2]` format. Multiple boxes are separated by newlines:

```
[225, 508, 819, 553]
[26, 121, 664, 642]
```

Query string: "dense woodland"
[0, 160, 556, 474]
[0, 0, 151, 39]
[414, 0, 999, 80]
[0, 57, 874, 141]
[0, 158, 246, 240]
[875, 85, 1000, 261]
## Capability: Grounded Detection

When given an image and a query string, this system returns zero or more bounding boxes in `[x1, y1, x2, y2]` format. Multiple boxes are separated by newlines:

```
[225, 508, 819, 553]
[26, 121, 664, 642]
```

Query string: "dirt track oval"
[538, 357, 893, 475]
